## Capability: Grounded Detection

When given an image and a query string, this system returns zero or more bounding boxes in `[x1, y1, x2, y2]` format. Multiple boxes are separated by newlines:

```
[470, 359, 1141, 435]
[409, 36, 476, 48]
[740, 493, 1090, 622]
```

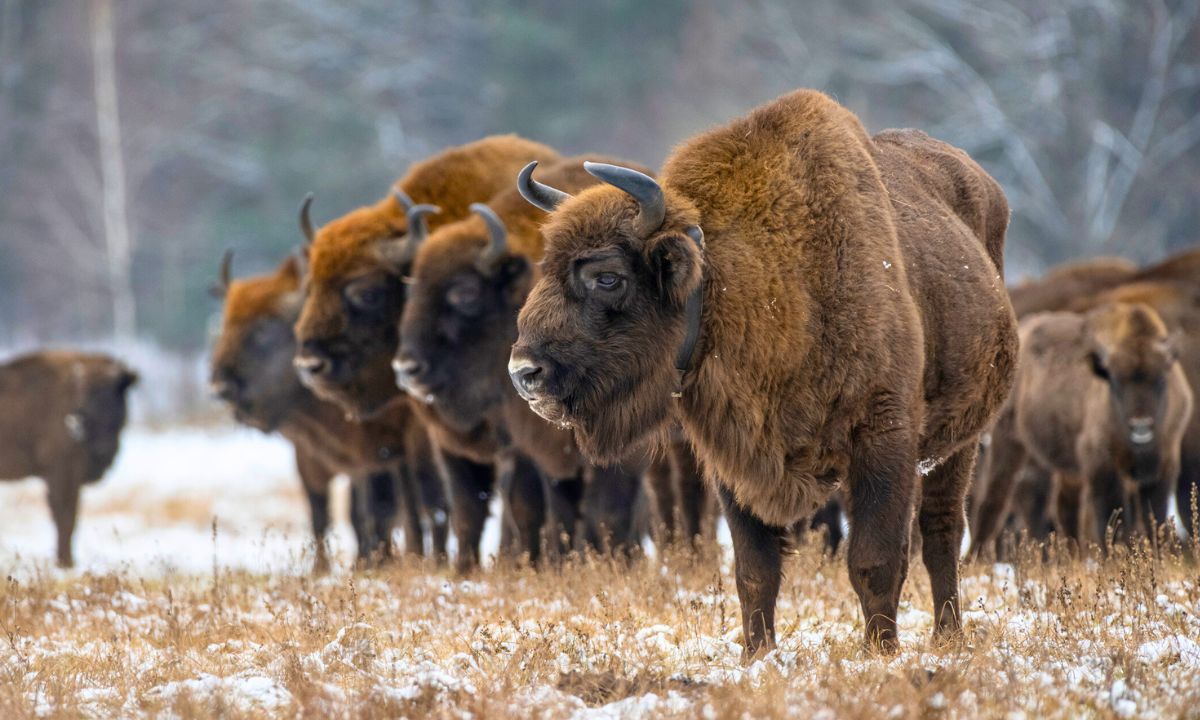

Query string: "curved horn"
[398, 204, 440, 264]
[298, 193, 316, 245]
[392, 189, 414, 213]
[471, 203, 508, 273]
[517, 161, 572, 212]
[583, 161, 665, 237]
[219, 249, 234, 290]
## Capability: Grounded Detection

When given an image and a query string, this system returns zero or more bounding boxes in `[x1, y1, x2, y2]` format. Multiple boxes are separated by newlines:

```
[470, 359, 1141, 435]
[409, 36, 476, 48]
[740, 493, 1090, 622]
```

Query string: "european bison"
[509, 89, 1017, 654]
[0, 350, 137, 567]
[210, 253, 447, 570]
[1008, 257, 1138, 318]
[971, 303, 1192, 551]
[293, 135, 559, 569]
[394, 157, 658, 557]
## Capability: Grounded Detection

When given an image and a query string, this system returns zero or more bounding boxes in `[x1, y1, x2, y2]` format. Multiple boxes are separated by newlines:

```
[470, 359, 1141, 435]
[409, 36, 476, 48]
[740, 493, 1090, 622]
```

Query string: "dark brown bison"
[210, 254, 447, 570]
[394, 156, 660, 558]
[971, 303, 1192, 551]
[509, 89, 1018, 655]
[0, 350, 137, 567]
[293, 135, 559, 570]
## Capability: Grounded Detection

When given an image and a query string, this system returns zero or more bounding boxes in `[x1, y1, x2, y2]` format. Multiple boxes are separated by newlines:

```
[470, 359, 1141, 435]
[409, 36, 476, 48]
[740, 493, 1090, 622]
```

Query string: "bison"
[509, 89, 1018, 655]
[393, 156, 661, 557]
[293, 135, 559, 569]
[210, 253, 447, 570]
[0, 350, 137, 567]
[971, 302, 1192, 551]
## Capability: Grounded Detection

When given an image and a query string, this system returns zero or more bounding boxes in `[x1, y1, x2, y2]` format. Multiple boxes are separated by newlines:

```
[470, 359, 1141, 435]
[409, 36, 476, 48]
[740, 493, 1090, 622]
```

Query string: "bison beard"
[513, 89, 1018, 656]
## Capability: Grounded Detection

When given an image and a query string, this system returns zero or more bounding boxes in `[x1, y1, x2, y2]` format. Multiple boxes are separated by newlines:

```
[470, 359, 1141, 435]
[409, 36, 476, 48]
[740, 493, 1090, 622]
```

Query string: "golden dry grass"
[1, 530, 1198, 719]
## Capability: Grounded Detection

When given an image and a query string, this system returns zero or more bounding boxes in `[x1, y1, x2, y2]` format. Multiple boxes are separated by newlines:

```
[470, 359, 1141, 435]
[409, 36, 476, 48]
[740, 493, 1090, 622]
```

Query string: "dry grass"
[1, 532, 1198, 719]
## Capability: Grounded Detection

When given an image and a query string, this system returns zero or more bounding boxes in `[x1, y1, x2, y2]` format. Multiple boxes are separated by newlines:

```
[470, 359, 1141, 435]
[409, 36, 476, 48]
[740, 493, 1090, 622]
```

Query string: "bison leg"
[968, 407, 1027, 558]
[348, 478, 373, 564]
[497, 453, 546, 565]
[391, 462, 424, 557]
[1085, 463, 1129, 548]
[919, 447, 973, 639]
[1051, 473, 1085, 545]
[48, 477, 81, 568]
[583, 463, 643, 556]
[1176, 443, 1200, 538]
[294, 449, 332, 573]
[542, 473, 584, 559]
[809, 496, 844, 555]
[435, 448, 494, 572]
[643, 454, 677, 544]
[673, 441, 709, 548]
[718, 486, 783, 662]
[366, 470, 399, 560]
[412, 451, 449, 564]
[846, 424, 916, 653]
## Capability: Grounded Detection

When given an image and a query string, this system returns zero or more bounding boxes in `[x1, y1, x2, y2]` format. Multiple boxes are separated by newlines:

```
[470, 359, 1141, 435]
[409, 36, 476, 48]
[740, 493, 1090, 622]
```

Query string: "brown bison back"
[1010, 257, 1138, 318]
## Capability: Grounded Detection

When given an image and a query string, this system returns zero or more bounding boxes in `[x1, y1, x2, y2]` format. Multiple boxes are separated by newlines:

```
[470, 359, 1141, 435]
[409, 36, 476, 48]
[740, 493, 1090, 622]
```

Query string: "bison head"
[292, 191, 418, 420]
[210, 252, 308, 432]
[395, 203, 533, 433]
[508, 162, 704, 462]
[67, 356, 137, 478]
[1085, 302, 1181, 450]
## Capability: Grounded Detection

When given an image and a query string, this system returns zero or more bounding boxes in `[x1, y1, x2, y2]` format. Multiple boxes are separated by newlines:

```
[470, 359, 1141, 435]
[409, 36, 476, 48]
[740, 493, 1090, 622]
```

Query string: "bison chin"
[560, 361, 678, 465]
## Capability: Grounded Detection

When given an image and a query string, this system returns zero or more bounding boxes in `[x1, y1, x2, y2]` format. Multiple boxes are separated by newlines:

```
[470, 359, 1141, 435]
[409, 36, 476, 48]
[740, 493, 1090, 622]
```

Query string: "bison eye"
[446, 283, 482, 316]
[346, 285, 386, 312]
[594, 272, 622, 291]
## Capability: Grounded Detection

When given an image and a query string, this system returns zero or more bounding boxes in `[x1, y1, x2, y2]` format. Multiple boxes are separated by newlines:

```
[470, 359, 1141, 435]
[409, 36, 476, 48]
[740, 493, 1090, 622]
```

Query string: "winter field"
[1, 428, 1198, 718]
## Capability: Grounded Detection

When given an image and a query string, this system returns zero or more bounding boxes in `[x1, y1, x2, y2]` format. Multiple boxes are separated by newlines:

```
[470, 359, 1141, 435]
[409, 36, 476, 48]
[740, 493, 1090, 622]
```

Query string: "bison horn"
[400, 203, 440, 263]
[219, 249, 234, 291]
[517, 161, 572, 212]
[298, 193, 316, 245]
[583, 161, 665, 237]
[471, 203, 508, 273]
[393, 189, 414, 212]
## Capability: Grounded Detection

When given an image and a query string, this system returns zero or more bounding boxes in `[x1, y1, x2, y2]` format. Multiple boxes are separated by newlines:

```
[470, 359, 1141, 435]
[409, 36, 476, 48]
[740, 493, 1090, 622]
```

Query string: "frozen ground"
[0, 427, 1198, 718]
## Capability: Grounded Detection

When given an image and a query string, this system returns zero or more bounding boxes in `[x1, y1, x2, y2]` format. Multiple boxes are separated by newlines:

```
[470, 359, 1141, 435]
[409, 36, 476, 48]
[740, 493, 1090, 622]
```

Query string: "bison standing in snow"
[971, 302, 1192, 552]
[293, 135, 560, 569]
[0, 350, 137, 567]
[209, 253, 447, 570]
[509, 89, 1018, 654]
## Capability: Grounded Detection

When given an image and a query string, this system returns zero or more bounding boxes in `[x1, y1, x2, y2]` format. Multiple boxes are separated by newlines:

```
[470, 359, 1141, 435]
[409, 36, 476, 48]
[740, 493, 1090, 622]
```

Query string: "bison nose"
[1129, 416, 1155, 445]
[508, 355, 545, 400]
[392, 354, 427, 390]
[294, 344, 333, 385]
[209, 369, 241, 402]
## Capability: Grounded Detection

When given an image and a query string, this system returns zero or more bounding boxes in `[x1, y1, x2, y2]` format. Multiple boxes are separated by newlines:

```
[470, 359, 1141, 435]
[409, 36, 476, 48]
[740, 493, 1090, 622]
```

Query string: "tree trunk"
[89, 0, 136, 340]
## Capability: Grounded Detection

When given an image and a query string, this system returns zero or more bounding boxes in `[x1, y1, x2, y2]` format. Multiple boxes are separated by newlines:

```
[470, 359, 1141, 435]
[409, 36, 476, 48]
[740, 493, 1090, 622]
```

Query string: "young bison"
[509, 89, 1017, 654]
[394, 157, 657, 557]
[971, 303, 1192, 552]
[210, 254, 447, 570]
[0, 351, 137, 567]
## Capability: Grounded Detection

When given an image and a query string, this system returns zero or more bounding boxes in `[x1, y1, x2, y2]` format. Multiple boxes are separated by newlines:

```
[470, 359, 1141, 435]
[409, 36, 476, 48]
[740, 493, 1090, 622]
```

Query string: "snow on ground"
[1, 426, 1198, 718]
[0, 425, 502, 578]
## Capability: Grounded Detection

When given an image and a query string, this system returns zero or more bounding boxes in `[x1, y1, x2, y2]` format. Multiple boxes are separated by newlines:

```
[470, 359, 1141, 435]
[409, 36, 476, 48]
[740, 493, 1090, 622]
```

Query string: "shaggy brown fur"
[971, 303, 1192, 552]
[211, 256, 447, 569]
[0, 350, 137, 567]
[396, 156, 660, 556]
[1009, 257, 1138, 318]
[511, 90, 1018, 654]
[295, 135, 559, 419]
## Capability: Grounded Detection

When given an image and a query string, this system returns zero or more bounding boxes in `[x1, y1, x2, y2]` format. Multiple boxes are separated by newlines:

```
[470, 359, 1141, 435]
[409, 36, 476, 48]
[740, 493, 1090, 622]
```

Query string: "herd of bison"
[3, 89, 1197, 659]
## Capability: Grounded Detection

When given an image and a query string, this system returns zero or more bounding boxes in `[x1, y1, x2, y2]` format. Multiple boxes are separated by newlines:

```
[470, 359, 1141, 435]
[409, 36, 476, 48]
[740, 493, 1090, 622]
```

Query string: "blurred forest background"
[2, 0, 1198, 356]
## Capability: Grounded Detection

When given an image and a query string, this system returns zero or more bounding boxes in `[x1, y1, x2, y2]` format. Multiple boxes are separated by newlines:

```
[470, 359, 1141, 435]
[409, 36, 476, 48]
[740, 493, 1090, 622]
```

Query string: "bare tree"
[88, 0, 135, 339]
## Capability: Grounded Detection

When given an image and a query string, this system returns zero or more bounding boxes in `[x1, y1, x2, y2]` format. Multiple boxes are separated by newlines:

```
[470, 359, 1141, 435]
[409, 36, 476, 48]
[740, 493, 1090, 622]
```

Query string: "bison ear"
[118, 367, 139, 391]
[644, 225, 703, 307]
